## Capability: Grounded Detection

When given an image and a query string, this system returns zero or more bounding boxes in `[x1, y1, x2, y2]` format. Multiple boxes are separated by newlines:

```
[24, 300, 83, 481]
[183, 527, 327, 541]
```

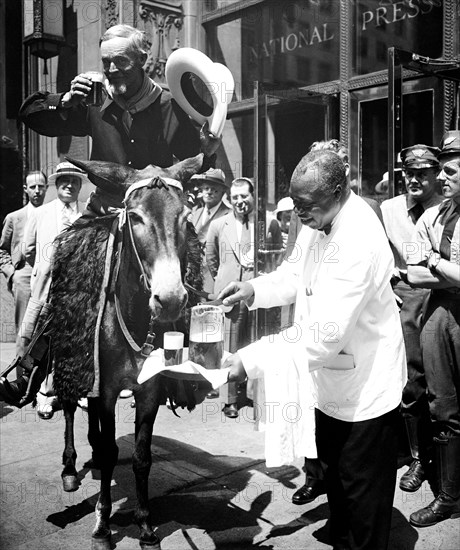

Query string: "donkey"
[49, 155, 211, 549]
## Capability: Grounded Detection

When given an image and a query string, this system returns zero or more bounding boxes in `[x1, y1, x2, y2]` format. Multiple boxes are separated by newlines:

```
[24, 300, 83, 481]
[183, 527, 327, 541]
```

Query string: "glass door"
[349, 77, 444, 201]
[253, 82, 338, 337]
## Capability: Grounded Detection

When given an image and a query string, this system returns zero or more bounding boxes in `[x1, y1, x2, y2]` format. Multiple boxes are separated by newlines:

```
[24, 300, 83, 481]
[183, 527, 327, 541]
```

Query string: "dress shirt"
[238, 191, 406, 423]
[406, 199, 460, 268]
[381, 193, 443, 278]
[198, 201, 223, 231]
[235, 213, 254, 268]
[58, 201, 80, 232]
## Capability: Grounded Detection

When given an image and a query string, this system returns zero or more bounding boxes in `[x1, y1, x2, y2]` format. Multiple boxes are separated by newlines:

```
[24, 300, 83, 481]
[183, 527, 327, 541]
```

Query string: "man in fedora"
[0, 162, 87, 412]
[0, 171, 48, 362]
[190, 168, 230, 294]
[381, 145, 443, 495]
[206, 176, 256, 418]
[407, 130, 460, 527]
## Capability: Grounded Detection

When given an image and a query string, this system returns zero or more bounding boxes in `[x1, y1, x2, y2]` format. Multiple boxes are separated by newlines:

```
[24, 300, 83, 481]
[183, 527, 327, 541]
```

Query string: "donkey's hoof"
[92, 535, 112, 550]
[62, 474, 79, 492]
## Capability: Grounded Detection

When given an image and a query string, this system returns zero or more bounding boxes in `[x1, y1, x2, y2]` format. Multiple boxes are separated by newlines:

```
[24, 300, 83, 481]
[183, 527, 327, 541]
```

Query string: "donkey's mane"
[50, 216, 117, 401]
[49, 213, 203, 403]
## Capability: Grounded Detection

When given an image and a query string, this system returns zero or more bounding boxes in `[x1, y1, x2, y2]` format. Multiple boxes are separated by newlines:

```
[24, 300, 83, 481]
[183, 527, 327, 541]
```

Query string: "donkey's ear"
[162, 153, 204, 184]
[65, 157, 137, 195]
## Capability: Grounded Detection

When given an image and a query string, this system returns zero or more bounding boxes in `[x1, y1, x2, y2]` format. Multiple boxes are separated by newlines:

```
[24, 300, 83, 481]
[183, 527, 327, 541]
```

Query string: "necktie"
[240, 215, 252, 266]
[410, 202, 424, 224]
[440, 200, 460, 260]
[62, 204, 73, 229]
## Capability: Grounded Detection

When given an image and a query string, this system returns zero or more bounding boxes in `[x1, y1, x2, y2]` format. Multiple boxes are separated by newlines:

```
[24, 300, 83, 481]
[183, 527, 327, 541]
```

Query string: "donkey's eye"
[129, 212, 144, 224]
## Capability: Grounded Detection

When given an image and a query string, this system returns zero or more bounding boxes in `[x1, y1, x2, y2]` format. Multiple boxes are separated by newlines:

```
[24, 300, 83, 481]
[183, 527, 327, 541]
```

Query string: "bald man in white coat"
[219, 150, 406, 550]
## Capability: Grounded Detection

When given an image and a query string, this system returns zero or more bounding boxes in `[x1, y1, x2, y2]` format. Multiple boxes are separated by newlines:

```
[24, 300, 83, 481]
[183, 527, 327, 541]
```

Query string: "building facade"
[1, 0, 458, 216]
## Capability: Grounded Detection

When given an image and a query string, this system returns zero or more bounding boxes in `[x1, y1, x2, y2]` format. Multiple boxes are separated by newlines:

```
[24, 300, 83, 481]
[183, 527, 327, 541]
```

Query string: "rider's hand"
[217, 281, 255, 307]
[200, 122, 221, 157]
[222, 352, 247, 383]
[60, 73, 94, 108]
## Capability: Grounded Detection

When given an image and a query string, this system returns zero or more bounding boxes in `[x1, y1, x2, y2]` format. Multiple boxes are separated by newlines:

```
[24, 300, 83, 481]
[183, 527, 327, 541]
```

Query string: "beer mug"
[85, 71, 104, 106]
[164, 331, 184, 366]
[189, 305, 224, 370]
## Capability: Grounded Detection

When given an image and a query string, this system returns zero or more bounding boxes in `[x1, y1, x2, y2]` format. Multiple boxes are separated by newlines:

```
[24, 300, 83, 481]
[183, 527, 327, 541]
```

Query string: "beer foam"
[164, 331, 184, 350]
[86, 71, 104, 82]
[190, 326, 223, 343]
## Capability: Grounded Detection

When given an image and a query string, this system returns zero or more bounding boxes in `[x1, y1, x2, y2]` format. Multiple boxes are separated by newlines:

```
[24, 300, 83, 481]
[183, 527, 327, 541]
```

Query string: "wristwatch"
[430, 252, 442, 270]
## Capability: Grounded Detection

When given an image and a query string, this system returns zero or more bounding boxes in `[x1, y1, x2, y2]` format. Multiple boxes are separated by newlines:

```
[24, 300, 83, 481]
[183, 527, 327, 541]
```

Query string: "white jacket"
[239, 192, 406, 425]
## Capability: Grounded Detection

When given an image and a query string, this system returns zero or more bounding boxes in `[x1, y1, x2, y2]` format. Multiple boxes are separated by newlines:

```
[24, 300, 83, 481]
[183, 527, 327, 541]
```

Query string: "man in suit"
[0, 162, 86, 411]
[189, 168, 230, 293]
[24, 162, 86, 305]
[0, 172, 48, 362]
[219, 150, 406, 550]
[206, 177, 256, 418]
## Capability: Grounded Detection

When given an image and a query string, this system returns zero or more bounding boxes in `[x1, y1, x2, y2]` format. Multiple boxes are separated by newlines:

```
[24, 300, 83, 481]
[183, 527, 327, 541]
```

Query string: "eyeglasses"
[292, 198, 316, 214]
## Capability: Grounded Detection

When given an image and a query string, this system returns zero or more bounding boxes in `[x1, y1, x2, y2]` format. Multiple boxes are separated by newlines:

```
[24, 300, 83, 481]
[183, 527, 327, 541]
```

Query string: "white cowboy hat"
[165, 48, 234, 138]
[48, 161, 91, 187]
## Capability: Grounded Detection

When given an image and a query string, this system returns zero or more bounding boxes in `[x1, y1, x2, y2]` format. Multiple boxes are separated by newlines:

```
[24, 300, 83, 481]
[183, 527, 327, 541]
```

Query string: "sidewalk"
[0, 342, 458, 549]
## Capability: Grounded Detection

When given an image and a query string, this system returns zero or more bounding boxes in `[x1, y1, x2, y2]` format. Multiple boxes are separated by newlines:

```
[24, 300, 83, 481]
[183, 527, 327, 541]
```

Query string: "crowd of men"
[0, 22, 459, 550]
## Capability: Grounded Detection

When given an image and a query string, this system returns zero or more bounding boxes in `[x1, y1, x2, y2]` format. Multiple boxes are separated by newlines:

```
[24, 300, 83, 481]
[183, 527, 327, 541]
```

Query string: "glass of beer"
[164, 331, 184, 366]
[85, 71, 104, 106]
[189, 305, 224, 370]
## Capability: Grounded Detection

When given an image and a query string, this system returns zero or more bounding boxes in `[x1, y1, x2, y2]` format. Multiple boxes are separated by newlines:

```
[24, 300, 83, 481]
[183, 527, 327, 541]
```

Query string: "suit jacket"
[238, 192, 407, 423]
[191, 202, 230, 244]
[25, 199, 84, 287]
[0, 205, 30, 285]
[206, 213, 254, 304]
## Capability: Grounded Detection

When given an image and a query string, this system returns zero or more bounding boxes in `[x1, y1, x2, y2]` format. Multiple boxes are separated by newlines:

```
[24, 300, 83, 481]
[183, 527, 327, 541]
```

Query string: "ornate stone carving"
[138, 1, 184, 82]
[105, 0, 119, 30]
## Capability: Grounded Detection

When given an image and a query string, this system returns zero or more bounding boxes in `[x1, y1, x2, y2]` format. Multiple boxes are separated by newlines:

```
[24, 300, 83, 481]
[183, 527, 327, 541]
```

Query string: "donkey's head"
[67, 154, 205, 322]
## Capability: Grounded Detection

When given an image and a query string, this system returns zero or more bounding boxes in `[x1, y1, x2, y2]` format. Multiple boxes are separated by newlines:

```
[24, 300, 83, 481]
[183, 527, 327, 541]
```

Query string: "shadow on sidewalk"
[46, 433, 303, 548]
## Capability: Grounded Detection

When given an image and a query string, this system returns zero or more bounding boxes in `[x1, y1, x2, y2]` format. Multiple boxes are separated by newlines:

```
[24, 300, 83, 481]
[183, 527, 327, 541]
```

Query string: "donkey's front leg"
[133, 384, 162, 549]
[62, 400, 79, 492]
[92, 396, 118, 550]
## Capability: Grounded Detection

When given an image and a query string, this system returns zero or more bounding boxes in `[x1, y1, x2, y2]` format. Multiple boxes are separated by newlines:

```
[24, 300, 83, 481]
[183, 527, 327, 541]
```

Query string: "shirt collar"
[59, 200, 77, 211]
[406, 192, 443, 213]
[203, 201, 221, 216]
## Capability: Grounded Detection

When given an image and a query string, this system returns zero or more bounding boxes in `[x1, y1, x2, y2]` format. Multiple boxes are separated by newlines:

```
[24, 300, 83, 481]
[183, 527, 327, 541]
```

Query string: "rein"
[111, 176, 183, 359]
[113, 215, 156, 357]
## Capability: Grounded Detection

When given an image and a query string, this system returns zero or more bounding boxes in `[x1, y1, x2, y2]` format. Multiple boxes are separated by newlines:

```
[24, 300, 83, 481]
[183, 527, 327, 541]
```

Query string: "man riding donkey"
[0, 24, 221, 408]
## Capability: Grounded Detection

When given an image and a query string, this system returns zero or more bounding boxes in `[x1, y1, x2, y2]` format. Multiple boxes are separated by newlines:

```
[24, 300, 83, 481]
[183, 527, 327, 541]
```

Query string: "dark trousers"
[224, 299, 255, 403]
[394, 282, 430, 416]
[316, 408, 399, 550]
[421, 292, 460, 437]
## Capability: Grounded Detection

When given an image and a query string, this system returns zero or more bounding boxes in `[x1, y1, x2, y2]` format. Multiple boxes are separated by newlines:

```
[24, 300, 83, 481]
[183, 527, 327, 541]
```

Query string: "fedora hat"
[439, 130, 460, 159]
[274, 196, 294, 215]
[48, 161, 91, 187]
[165, 48, 234, 138]
[375, 167, 403, 194]
[189, 168, 229, 188]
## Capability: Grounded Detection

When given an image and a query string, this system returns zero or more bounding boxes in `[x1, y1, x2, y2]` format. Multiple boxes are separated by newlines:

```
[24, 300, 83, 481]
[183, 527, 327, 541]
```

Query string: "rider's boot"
[0, 302, 52, 408]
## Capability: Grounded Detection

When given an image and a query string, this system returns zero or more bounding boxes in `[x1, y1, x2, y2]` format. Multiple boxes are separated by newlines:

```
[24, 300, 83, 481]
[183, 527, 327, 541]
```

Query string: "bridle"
[113, 176, 184, 357]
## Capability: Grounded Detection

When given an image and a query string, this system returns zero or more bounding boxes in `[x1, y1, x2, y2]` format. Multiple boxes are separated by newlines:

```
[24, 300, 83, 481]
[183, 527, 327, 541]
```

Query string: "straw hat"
[48, 161, 91, 187]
